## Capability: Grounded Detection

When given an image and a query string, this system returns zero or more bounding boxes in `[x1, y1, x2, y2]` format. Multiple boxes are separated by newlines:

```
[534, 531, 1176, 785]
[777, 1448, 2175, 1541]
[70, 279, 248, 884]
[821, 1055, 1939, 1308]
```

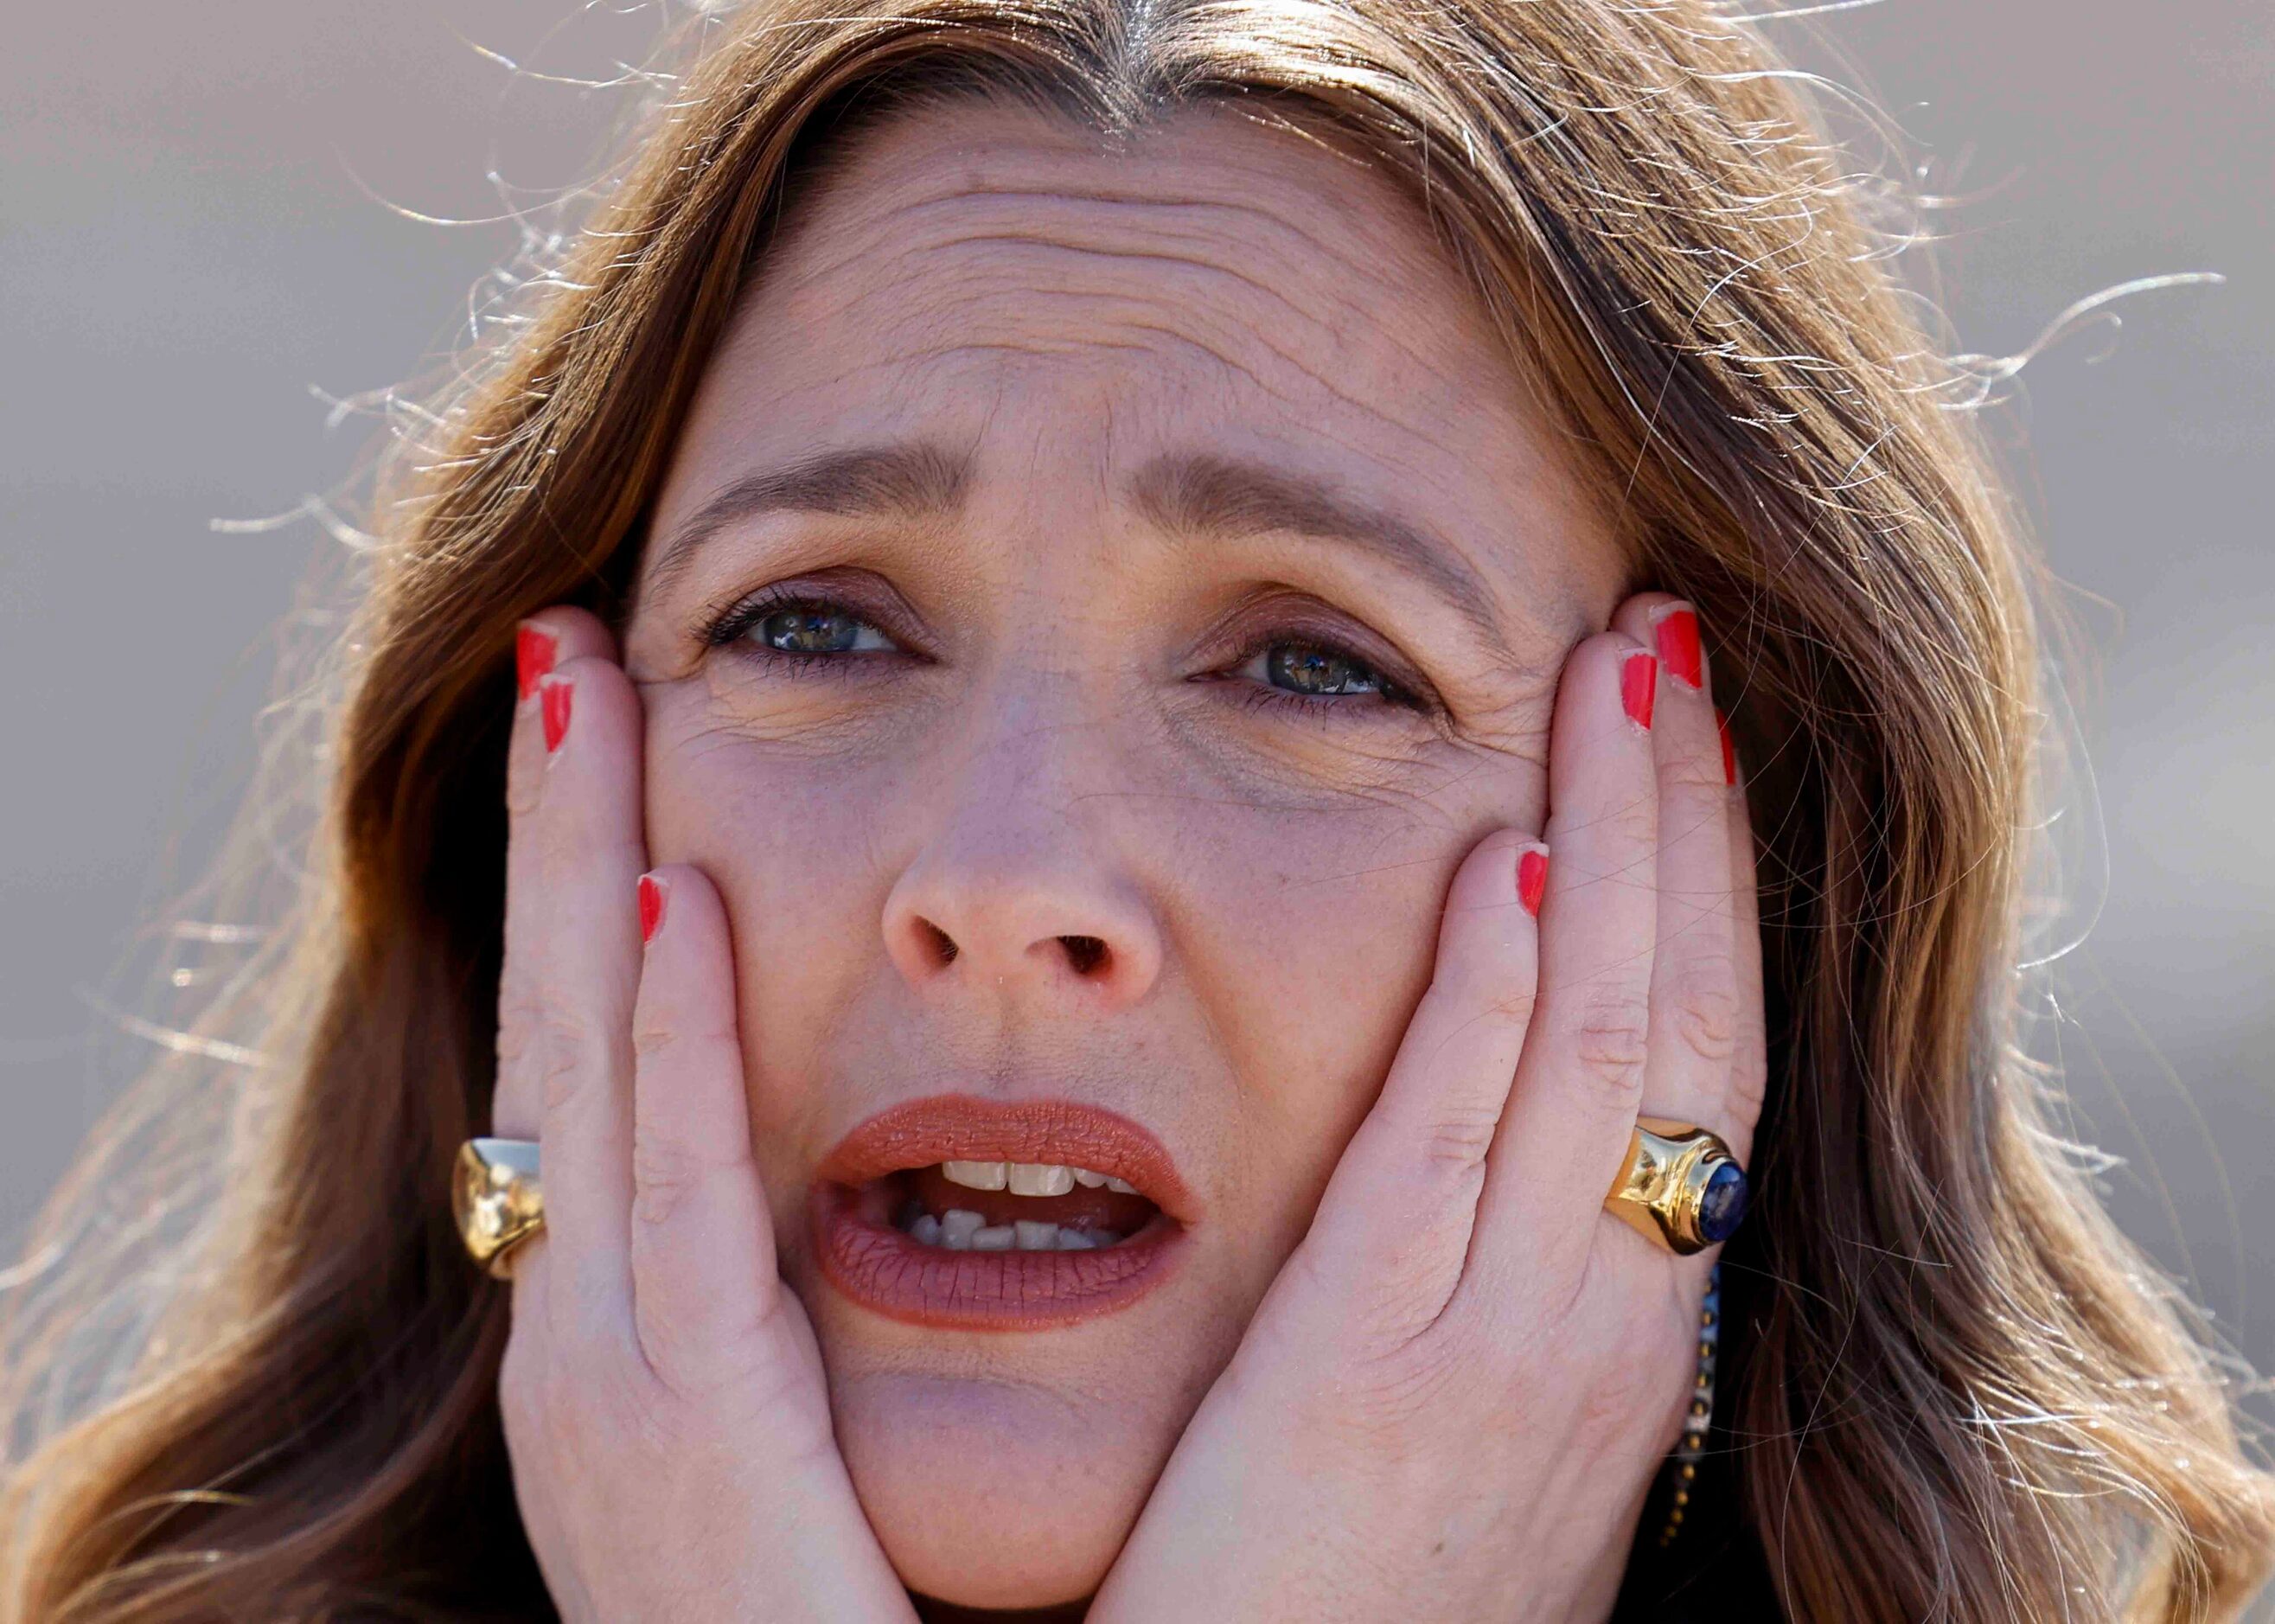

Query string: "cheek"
[642, 693, 898, 1148]
[1141, 764, 1531, 1261]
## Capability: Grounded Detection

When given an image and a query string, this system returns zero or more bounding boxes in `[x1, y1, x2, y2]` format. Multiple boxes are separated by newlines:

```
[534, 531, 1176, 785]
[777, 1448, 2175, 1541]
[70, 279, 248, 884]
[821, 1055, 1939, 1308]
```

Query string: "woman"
[3, 0, 2270, 1617]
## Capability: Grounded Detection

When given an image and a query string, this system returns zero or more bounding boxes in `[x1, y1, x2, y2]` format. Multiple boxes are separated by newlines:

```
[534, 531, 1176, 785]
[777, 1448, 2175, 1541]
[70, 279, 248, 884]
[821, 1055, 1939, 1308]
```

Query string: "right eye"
[741, 601, 897, 656]
[705, 586, 900, 664]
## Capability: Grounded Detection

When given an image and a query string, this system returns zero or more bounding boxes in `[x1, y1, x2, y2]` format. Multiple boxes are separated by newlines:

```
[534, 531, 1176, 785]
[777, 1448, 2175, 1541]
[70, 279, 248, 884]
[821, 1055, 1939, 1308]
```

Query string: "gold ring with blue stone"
[1604, 1117, 1747, 1256]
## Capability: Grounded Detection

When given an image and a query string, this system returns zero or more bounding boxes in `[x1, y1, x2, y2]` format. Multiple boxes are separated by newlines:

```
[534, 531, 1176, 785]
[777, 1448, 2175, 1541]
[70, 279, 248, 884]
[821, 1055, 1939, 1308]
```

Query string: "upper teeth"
[942, 1160, 1139, 1197]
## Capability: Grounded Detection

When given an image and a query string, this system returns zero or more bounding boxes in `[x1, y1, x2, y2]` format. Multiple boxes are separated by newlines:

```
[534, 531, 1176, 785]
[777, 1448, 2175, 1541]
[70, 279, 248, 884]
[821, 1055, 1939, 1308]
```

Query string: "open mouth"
[809, 1095, 1194, 1330]
[879, 1158, 1161, 1251]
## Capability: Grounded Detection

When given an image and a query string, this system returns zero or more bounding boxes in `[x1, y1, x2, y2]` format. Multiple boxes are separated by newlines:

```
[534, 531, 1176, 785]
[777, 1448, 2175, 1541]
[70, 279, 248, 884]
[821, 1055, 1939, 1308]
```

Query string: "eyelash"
[699, 585, 1428, 716]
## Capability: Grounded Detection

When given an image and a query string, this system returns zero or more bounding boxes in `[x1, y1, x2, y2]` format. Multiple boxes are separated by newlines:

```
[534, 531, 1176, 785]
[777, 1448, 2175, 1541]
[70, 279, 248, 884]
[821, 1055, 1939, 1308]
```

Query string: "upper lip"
[815, 1094, 1200, 1224]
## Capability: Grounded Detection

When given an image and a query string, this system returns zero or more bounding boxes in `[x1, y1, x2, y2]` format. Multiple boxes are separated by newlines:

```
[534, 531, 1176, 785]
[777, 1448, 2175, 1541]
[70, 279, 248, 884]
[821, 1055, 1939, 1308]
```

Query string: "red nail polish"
[540, 677, 572, 753]
[1518, 848, 1548, 917]
[516, 624, 557, 701]
[1716, 710, 1736, 786]
[638, 873, 666, 943]
[1620, 652, 1658, 731]
[1654, 607, 1703, 689]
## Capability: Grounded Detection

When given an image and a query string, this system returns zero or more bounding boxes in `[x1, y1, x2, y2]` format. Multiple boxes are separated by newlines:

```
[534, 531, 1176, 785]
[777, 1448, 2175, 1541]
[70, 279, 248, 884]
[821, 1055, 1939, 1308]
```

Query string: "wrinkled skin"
[493, 98, 1762, 1621]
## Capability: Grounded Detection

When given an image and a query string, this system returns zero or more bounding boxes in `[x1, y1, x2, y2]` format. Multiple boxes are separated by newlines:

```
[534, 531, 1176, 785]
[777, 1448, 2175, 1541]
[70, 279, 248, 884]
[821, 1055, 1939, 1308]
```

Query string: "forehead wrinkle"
[773, 170, 1467, 359]
[821, 269, 1476, 469]
[782, 157, 1424, 276]
[784, 185, 1405, 336]
[817, 231, 1339, 376]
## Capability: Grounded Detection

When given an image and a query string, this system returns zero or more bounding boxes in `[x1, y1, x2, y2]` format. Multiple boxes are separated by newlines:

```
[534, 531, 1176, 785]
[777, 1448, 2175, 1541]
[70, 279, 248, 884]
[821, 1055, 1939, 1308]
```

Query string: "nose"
[879, 746, 1164, 1015]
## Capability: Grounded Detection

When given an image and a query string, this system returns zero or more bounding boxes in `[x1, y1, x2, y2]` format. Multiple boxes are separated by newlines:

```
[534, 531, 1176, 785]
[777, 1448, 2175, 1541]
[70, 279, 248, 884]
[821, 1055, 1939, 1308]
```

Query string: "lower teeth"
[904, 1206, 1122, 1252]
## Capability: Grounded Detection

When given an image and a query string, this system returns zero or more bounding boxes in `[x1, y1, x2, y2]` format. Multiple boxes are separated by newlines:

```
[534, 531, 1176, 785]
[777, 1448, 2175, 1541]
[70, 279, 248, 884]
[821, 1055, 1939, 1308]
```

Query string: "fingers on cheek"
[497, 611, 630, 1129]
[1435, 828, 1545, 994]
[506, 611, 619, 812]
[629, 866, 753, 1188]
[1607, 593, 1731, 779]
[1639, 603, 1734, 802]
[531, 657, 646, 863]
[1541, 632, 1660, 892]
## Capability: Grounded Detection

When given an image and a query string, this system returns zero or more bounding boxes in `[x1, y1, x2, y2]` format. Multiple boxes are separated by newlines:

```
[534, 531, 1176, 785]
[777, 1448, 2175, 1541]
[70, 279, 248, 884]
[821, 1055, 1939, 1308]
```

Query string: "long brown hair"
[5, 0, 2271, 1617]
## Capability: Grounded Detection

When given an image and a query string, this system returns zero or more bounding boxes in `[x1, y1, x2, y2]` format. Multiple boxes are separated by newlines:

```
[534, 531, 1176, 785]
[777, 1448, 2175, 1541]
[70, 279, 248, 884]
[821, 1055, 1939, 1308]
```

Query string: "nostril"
[918, 919, 959, 967]
[1059, 934, 1109, 977]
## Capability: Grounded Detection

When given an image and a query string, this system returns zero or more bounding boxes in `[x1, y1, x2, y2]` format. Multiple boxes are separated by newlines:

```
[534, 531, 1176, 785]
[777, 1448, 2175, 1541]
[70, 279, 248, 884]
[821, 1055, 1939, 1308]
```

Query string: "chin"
[784, 1094, 1260, 1606]
[832, 1365, 1165, 1608]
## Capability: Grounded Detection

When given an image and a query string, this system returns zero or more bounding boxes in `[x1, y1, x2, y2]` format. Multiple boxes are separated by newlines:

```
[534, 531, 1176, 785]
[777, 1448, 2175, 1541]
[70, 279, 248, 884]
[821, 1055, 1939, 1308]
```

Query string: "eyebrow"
[642, 441, 974, 604]
[1126, 451, 1504, 642]
[642, 440, 1504, 643]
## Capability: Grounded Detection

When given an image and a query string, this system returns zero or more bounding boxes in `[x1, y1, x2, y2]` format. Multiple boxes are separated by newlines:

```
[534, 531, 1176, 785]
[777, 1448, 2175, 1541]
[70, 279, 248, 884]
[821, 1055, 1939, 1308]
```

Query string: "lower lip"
[809, 1180, 1187, 1331]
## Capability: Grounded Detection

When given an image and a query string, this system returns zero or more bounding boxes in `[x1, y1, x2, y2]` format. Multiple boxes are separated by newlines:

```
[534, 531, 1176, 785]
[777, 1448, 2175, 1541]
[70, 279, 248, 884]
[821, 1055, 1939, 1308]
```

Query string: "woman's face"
[624, 99, 1626, 1608]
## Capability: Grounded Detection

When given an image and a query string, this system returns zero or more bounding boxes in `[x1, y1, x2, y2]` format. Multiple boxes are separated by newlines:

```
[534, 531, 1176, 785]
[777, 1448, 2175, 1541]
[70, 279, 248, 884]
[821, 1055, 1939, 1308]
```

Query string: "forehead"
[693, 102, 1582, 489]
[652, 98, 1623, 634]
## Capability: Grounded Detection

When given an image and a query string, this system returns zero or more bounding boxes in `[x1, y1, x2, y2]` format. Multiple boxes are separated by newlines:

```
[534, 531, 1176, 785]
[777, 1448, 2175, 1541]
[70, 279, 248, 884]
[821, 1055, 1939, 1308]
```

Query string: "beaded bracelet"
[1655, 1263, 1721, 1548]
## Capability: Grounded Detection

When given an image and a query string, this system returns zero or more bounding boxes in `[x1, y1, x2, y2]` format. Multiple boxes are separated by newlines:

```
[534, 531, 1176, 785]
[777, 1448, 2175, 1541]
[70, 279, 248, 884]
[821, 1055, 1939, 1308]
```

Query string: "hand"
[1090, 594, 1764, 1624]
[489, 608, 917, 1624]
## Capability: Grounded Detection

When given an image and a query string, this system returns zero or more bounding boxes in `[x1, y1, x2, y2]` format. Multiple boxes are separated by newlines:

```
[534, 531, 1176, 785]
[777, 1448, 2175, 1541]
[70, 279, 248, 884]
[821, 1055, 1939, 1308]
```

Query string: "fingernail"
[540, 675, 572, 753]
[1517, 847, 1548, 917]
[1652, 605, 1703, 690]
[1716, 710, 1736, 786]
[516, 623, 557, 702]
[1620, 651, 1658, 731]
[638, 873, 667, 943]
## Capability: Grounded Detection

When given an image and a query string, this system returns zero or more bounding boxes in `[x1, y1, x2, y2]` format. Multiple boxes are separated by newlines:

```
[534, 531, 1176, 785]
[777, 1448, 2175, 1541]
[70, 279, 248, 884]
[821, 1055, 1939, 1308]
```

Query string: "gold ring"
[454, 1138, 544, 1279]
[1603, 1117, 1748, 1256]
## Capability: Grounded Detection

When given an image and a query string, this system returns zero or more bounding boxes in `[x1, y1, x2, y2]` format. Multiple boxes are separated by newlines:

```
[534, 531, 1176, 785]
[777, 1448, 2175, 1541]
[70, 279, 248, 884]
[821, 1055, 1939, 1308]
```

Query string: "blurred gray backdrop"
[3, 0, 2271, 1410]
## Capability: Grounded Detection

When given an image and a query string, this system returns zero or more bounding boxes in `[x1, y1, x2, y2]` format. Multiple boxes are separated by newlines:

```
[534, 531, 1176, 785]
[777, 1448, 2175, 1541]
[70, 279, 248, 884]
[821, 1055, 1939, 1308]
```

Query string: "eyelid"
[1202, 593, 1440, 713]
[696, 570, 923, 655]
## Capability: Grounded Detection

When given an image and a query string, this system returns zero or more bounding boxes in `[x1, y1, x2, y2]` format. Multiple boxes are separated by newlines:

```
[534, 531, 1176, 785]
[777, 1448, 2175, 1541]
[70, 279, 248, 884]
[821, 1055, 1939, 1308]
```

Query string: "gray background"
[4, 0, 2271, 1435]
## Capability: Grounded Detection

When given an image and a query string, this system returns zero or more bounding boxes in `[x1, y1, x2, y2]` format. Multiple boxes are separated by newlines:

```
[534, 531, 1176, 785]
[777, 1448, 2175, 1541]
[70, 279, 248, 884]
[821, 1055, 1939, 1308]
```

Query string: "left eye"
[1243, 640, 1396, 699]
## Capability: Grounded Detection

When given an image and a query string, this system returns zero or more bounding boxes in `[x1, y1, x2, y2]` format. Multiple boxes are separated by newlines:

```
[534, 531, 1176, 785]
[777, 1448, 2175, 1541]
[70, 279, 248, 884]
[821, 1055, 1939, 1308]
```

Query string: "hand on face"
[489, 608, 917, 1624]
[1087, 593, 1765, 1624]
[494, 587, 1759, 1624]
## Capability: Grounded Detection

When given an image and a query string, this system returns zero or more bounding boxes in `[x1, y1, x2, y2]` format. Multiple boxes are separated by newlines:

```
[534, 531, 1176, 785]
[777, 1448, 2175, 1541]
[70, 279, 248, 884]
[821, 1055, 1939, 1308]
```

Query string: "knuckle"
[1473, 980, 1538, 1032]
[497, 992, 608, 1115]
[1729, 1042, 1768, 1117]
[631, 1139, 703, 1230]
[1571, 987, 1652, 1099]
[1664, 750, 1732, 796]
[1665, 965, 1741, 1065]
[1428, 937, 1537, 1023]
[630, 1008, 676, 1066]
[494, 1001, 536, 1071]
[1423, 968, 1537, 1037]
[1605, 789, 1658, 850]
[1418, 1107, 1500, 1176]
